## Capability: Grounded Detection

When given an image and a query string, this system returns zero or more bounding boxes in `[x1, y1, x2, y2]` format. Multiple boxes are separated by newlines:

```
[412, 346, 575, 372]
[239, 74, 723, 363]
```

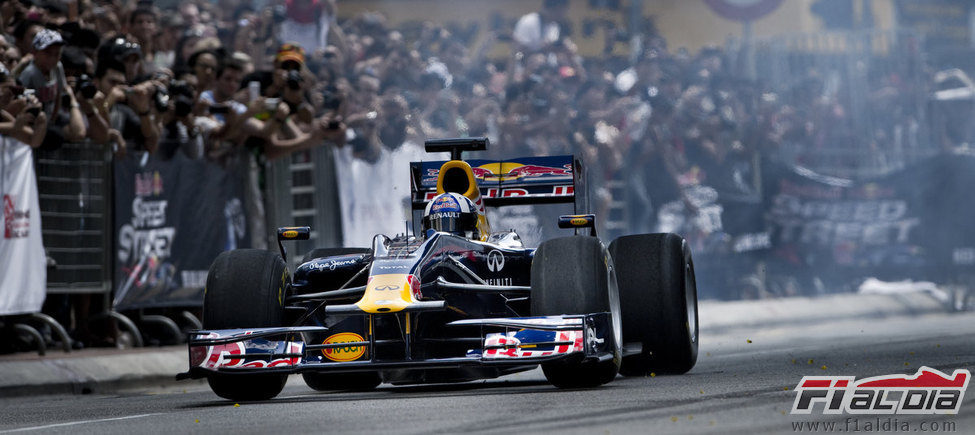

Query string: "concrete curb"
[699, 290, 950, 332]
[0, 346, 189, 397]
[0, 291, 955, 397]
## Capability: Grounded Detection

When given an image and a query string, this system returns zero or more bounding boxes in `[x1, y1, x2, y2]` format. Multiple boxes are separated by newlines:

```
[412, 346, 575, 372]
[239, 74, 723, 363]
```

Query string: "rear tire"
[203, 249, 290, 401]
[531, 236, 621, 388]
[610, 233, 698, 376]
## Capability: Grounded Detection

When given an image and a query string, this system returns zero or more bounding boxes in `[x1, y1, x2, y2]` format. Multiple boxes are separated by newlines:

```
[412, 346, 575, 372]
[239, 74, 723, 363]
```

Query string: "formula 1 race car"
[178, 137, 698, 401]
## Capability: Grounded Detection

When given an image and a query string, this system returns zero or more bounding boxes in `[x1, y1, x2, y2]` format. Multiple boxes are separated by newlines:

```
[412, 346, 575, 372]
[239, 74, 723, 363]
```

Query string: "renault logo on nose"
[487, 250, 505, 272]
[375, 285, 400, 291]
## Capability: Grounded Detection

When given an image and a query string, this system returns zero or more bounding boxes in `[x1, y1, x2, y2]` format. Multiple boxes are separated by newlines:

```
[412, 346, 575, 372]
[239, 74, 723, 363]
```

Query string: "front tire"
[531, 236, 621, 388]
[203, 249, 290, 401]
[610, 233, 698, 376]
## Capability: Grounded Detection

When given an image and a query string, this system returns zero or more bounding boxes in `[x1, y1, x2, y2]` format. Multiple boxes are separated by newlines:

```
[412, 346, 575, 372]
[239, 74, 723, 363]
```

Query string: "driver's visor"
[426, 211, 475, 234]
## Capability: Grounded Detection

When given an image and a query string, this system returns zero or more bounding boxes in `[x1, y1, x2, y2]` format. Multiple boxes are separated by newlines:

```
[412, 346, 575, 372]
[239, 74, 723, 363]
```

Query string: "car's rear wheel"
[610, 233, 698, 375]
[203, 249, 290, 401]
[531, 236, 621, 388]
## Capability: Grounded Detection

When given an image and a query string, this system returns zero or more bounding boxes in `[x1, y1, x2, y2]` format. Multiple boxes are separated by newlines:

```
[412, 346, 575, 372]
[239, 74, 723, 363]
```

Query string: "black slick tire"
[609, 233, 698, 375]
[531, 236, 621, 388]
[203, 249, 290, 401]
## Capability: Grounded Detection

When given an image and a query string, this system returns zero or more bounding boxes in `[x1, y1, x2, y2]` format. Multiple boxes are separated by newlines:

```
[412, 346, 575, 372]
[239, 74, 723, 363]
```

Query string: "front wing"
[176, 314, 614, 379]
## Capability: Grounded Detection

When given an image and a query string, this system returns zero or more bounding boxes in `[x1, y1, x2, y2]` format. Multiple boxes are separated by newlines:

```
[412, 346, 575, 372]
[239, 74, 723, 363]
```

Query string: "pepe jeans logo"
[310, 257, 358, 272]
[487, 249, 505, 272]
[791, 367, 970, 415]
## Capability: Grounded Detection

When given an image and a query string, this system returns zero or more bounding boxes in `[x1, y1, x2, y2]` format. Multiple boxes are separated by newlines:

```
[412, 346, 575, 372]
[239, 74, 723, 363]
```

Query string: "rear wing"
[410, 155, 584, 209]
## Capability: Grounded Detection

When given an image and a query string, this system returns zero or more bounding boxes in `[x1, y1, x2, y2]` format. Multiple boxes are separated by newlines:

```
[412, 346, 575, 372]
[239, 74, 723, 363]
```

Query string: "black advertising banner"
[895, 0, 971, 52]
[113, 152, 249, 310]
[766, 154, 975, 281]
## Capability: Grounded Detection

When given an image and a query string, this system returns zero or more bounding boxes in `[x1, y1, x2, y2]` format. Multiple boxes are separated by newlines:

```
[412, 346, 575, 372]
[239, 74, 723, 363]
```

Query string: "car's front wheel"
[531, 236, 621, 388]
[203, 249, 290, 401]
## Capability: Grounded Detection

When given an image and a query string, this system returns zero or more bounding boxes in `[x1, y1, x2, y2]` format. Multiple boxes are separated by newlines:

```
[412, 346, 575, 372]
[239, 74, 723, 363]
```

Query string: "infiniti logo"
[375, 285, 400, 291]
[487, 250, 505, 272]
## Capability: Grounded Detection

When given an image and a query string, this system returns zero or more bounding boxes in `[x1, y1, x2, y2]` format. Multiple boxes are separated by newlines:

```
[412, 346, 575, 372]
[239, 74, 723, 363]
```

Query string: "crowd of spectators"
[0, 0, 349, 166]
[0, 0, 931, 227]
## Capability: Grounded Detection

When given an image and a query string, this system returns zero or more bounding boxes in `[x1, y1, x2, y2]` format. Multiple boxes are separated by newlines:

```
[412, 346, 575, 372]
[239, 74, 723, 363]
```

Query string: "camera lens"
[286, 70, 302, 90]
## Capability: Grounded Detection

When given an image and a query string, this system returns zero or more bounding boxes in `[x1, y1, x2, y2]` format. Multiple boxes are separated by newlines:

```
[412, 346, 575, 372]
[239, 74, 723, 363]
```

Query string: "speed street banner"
[765, 154, 975, 280]
[113, 152, 249, 310]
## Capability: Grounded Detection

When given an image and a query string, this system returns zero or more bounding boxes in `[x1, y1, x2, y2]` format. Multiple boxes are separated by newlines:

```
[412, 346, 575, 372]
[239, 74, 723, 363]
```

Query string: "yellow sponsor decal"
[570, 217, 589, 226]
[282, 230, 298, 238]
[321, 332, 366, 362]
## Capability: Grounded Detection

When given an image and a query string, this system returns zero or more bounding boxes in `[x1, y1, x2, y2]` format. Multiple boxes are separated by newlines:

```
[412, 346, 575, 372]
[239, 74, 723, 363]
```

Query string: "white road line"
[0, 413, 161, 433]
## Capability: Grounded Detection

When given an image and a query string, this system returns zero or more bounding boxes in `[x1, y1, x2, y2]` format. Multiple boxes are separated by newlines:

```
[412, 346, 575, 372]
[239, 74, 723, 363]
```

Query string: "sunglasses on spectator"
[280, 60, 301, 71]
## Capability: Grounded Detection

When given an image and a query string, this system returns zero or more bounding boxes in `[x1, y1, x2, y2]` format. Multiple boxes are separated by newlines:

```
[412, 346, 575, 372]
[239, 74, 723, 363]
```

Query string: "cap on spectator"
[33, 29, 64, 51]
[275, 43, 305, 66]
[109, 38, 142, 62]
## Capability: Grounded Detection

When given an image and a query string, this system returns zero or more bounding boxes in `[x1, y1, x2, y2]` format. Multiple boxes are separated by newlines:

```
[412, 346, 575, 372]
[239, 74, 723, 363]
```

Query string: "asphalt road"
[1, 312, 973, 434]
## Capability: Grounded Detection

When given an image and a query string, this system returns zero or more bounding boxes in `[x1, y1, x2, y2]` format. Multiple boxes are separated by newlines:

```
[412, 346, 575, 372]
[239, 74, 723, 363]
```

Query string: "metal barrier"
[730, 29, 935, 180]
[266, 144, 344, 269]
[33, 141, 113, 294]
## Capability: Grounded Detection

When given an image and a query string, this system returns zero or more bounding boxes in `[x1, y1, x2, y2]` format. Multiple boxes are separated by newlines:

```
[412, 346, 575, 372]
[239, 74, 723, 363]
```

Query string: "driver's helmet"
[423, 192, 480, 239]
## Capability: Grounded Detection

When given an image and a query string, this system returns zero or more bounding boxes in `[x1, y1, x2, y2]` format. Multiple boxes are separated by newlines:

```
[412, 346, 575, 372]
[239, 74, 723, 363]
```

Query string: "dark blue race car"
[178, 137, 699, 401]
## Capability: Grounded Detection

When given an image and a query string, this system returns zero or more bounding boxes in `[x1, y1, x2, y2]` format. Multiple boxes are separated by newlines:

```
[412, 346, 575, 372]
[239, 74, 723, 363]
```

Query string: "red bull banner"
[113, 151, 249, 310]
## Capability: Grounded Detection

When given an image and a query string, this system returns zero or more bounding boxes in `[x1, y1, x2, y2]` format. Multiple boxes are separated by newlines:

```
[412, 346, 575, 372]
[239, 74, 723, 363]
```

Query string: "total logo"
[791, 366, 970, 415]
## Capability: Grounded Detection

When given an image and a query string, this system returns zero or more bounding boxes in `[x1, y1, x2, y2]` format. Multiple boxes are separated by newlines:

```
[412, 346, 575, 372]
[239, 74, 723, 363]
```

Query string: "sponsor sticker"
[791, 366, 970, 415]
[321, 332, 366, 362]
[487, 250, 505, 272]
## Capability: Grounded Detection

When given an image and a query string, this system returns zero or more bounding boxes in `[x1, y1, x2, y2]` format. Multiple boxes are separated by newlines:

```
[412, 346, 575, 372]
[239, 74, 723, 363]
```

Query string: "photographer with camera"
[0, 64, 48, 148]
[92, 59, 159, 155]
[248, 43, 345, 156]
[197, 56, 265, 158]
[61, 45, 112, 148]
[18, 29, 86, 147]
[157, 78, 203, 160]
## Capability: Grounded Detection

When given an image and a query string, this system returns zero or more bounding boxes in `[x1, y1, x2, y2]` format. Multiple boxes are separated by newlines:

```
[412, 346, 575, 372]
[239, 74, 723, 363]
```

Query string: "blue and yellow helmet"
[423, 192, 480, 240]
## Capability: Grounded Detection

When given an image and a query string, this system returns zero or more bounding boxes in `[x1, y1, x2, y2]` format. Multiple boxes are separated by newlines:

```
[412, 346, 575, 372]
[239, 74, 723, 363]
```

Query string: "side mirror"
[558, 214, 596, 237]
[276, 226, 311, 262]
